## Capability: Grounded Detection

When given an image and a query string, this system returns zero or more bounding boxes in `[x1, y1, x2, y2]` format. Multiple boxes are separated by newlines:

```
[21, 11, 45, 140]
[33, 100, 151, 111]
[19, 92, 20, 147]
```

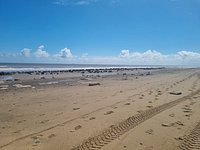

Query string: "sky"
[0, 0, 200, 65]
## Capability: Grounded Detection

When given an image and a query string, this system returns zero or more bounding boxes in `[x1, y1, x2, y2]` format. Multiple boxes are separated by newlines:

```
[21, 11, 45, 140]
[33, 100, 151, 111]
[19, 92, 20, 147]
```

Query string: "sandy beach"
[1, 68, 200, 150]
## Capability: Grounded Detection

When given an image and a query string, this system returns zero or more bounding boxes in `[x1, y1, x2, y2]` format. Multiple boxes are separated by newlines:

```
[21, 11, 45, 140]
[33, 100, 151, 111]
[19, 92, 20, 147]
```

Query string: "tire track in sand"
[71, 89, 200, 150]
[179, 121, 200, 150]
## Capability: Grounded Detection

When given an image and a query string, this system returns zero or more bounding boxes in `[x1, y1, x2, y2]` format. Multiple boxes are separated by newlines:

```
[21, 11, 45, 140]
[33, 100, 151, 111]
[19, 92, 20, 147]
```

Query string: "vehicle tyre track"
[179, 121, 200, 150]
[71, 89, 200, 150]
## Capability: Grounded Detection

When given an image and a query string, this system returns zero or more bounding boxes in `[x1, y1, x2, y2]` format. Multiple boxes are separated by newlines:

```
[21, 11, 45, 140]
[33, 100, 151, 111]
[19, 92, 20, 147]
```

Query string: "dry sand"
[0, 68, 200, 150]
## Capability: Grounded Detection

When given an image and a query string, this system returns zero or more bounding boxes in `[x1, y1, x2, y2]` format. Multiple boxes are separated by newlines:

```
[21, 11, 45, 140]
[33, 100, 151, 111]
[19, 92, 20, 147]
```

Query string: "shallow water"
[0, 76, 13, 81]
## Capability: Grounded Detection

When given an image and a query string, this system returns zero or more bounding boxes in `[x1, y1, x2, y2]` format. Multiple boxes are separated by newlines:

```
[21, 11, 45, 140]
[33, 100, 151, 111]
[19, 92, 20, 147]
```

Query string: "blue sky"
[0, 0, 200, 65]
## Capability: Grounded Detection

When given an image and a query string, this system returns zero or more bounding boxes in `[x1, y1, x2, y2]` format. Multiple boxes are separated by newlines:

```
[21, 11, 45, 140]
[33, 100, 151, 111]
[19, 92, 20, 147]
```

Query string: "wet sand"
[0, 68, 200, 150]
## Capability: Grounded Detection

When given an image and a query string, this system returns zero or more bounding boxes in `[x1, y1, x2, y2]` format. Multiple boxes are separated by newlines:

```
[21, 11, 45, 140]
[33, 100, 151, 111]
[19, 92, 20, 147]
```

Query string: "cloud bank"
[1, 45, 200, 66]
[177, 51, 200, 60]
[118, 49, 200, 65]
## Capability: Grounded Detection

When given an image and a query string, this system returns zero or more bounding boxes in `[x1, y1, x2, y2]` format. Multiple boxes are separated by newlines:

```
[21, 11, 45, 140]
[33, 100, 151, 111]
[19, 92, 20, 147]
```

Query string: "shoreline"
[0, 67, 166, 91]
[0, 66, 165, 74]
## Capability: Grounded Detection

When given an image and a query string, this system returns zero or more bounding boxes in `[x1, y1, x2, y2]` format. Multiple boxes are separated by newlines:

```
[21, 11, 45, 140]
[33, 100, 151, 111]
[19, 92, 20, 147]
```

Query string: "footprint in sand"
[40, 120, 49, 124]
[145, 129, 154, 135]
[189, 101, 196, 105]
[89, 117, 96, 120]
[55, 112, 63, 116]
[17, 120, 26, 124]
[174, 121, 184, 126]
[182, 106, 192, 113]
[124, 103, 131, 105]
[148, 91, 153, 95]
[39, 114, 45, 116]
[193, 96, 199, 99]
[74, 125, 82, 130]
[32, 140, 40, 146]
[185, 113, 192, 117]
[13, 130, 21, 134]
[48, 134, 56, 139]
[31, 136, 42, 147]
[139, 94, 144, 99]
[146, 105, 153, 108]
[169, 113, 175, 117]
[81, 115, 88, 119]
[111, 105, 118, 109]
[143, 146, 154, 150]
[73, 107, 80, 111]
[139, 142, 143, 146]
[104, 110, 114, 115]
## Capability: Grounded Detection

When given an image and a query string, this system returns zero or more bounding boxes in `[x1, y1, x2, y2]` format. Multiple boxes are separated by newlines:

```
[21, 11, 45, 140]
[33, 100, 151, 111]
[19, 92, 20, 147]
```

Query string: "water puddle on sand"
[0, 76, 14, 81]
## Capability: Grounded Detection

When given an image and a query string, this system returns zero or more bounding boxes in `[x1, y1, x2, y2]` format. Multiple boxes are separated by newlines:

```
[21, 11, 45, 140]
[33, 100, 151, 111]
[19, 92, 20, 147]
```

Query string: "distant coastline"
[0, 63, 167, 73]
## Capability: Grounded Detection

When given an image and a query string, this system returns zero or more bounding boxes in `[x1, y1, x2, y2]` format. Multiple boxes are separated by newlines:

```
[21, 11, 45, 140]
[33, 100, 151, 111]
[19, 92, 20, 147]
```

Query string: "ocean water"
[0, 63, 163, 72]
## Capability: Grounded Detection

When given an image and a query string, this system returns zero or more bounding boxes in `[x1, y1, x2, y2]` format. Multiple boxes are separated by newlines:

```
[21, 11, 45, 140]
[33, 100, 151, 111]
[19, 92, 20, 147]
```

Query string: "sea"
[0, 63, 165, 72]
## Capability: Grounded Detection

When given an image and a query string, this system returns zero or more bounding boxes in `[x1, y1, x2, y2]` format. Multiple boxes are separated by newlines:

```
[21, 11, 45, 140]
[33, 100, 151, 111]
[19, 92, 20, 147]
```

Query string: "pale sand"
[0, 68, 200, 150]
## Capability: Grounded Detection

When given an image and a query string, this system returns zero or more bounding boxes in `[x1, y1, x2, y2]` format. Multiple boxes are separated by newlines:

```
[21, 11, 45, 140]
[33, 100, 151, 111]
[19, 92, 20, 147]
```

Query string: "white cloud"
[38, 45, 45, 49]
[81, 53, 89, 57]
[120, 49, 130, 58]
[76, 1, 90, 5]
[142, 50, 162, 59]
[120, 49, 162, 60]
[57, 48, 73, 58]
[53, 0, 65, 5]
[35, 45, 49, 58]
[118, 49, 200, 65]
[177, 50, 200, 60]
[53, 0, 98, 6]
[21, 48, 31, 57]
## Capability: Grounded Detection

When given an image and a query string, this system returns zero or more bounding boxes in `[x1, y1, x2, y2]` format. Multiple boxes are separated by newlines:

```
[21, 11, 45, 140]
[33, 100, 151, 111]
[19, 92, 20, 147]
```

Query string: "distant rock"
[89, 82, 100, 86]
[169, 92, 182, 95]
[40, 76, 45, 80]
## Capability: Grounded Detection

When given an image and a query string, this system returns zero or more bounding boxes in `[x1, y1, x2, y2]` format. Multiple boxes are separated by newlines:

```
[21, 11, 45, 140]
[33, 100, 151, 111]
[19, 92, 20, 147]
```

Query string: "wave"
[0, 66, 161, 72]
